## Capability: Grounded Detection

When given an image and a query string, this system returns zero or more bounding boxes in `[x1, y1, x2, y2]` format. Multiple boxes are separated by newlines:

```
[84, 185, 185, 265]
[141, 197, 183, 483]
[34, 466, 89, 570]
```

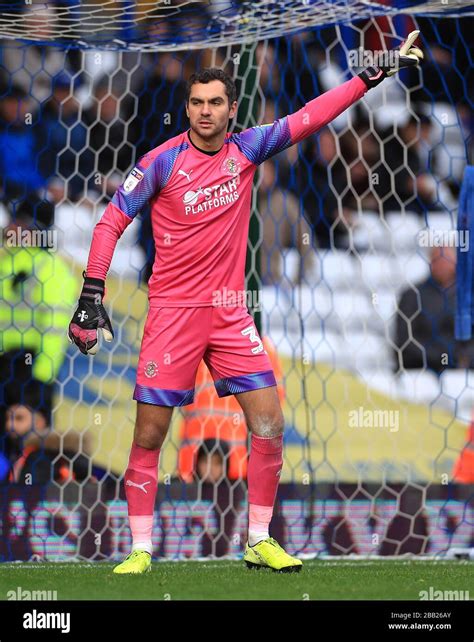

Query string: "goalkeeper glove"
[67, 272, 114, 355]
[358, 30, 423, 89]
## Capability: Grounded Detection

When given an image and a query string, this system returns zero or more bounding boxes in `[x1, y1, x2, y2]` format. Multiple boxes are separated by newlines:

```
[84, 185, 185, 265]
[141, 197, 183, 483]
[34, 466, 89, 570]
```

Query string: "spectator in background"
[256, 42, 286, 104]
[381, 115, 454, 214]
[394, 246, 474, 374]
[0, 388, 92, 485]
[132, 52, 187, 159]
[0, 387, 50, 484]
[132, 52, 187, 280]
[37, 71, 90, 204]
[337, 120, 388, 214]
[298, 128, 349, 248]
[323, 114, 454, 222]
[259, 160, 314, 285]
[0, 86, 54, 226]
[0, 5, 73, 105]
[83, 74, 135, 202]
[283, 28, 342, 106]
[410, 17, 471, 108]
[194, 439, 229, 484]
[0, 211, 78, 432]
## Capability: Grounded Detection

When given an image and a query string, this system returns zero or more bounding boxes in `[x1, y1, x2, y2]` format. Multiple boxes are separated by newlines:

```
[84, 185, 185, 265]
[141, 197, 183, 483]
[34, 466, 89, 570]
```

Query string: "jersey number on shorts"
[241, 325, 264, 354]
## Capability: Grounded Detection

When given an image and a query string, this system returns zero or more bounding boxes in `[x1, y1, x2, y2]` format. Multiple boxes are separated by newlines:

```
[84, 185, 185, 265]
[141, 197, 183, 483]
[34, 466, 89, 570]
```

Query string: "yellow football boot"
[244, 537, 303, 573]
[113, 550, 151, 574]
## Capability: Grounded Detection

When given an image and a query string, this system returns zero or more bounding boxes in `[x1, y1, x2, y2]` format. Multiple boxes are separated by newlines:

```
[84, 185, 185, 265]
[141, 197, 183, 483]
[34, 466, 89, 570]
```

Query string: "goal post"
[0, 1, 473, 561]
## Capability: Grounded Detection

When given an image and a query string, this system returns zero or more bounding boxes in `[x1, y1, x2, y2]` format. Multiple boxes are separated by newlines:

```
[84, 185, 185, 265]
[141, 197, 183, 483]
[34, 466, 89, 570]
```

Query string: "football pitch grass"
[0, 560, 472, 601]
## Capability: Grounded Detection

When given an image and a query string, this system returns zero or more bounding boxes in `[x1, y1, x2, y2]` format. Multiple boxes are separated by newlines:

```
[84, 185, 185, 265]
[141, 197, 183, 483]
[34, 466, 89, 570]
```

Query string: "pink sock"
[247, 434, 283, 545]
[124, 442, 160, 555]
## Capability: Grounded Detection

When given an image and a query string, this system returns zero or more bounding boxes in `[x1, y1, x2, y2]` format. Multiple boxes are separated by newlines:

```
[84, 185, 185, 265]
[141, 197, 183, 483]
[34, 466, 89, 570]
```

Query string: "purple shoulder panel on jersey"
[230, 118, 292, 166]
[112, 139, 189, 219]
[230, 77, 367, 167]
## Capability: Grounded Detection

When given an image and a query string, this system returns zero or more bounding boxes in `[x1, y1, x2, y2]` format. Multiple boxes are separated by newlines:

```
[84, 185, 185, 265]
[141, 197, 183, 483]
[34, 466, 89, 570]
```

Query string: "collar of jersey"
[186, 130, 228, 157]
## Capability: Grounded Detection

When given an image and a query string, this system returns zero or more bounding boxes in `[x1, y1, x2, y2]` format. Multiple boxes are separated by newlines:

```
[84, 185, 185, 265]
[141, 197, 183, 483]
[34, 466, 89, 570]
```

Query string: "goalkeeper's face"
[186, 80, 237, 143]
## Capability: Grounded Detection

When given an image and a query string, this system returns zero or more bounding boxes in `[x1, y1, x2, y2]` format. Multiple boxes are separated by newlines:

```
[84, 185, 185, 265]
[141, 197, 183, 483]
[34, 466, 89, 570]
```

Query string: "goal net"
[0, 0, 473, 561]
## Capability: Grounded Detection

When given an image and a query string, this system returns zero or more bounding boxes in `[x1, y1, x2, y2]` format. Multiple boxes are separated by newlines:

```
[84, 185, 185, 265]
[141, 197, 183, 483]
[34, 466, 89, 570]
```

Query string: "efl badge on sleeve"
[123, 167, 144, 193]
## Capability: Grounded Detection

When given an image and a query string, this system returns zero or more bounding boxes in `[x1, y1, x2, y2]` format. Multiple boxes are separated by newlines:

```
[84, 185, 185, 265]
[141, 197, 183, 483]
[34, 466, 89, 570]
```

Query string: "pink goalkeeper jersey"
[86, 76, 367, 307]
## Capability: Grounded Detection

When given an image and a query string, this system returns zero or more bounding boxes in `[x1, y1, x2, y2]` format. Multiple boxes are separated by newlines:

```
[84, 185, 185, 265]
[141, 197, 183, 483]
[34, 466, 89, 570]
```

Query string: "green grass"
[0, 560, 472, 601]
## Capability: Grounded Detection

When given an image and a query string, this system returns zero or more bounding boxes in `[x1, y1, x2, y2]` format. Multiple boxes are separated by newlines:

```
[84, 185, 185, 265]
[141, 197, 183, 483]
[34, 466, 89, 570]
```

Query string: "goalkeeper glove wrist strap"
[358, 66, 387, 89]
[80, 271, 105, 303]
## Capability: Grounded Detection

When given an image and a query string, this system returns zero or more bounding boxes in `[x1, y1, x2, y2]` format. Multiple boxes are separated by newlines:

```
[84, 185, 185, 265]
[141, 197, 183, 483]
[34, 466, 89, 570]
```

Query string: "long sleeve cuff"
[86, 202, 133, 281]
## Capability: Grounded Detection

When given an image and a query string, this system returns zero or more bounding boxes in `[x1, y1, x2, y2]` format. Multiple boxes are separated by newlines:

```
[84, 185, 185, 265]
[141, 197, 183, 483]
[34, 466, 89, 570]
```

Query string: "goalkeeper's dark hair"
[185, 68, 237, 106]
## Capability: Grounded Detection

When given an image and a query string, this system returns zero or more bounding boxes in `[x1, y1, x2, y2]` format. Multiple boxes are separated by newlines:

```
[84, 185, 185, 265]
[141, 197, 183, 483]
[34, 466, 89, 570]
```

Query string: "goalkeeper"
[68, 33, 422, 574]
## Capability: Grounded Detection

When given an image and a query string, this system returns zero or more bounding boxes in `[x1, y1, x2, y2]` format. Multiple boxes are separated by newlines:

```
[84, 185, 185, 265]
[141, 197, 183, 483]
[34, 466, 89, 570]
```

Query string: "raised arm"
[235, 30, 423, 166]
[235, 76, 367, 166]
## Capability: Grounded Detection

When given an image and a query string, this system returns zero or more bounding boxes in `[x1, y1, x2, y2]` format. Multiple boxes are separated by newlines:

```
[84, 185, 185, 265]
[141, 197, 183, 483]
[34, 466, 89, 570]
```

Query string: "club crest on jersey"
[144, 361, 158, 378]
[123, 167, 144, 193]
[222, 156, 241, 176]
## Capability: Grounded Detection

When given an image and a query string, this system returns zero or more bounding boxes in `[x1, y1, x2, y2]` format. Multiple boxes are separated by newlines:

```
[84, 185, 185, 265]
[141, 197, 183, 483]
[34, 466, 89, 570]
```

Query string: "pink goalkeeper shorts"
[133, 306, 276, 406]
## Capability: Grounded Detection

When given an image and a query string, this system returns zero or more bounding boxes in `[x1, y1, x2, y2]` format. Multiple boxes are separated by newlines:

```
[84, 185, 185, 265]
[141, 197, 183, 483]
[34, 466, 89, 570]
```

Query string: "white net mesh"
[0, 5, 473, 561]
[0, 1, 473, 50]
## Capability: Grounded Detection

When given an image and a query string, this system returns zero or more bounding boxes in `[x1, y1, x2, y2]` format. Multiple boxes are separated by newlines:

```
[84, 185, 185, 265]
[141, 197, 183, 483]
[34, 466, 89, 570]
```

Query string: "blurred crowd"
[0, 3, 473, 490]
